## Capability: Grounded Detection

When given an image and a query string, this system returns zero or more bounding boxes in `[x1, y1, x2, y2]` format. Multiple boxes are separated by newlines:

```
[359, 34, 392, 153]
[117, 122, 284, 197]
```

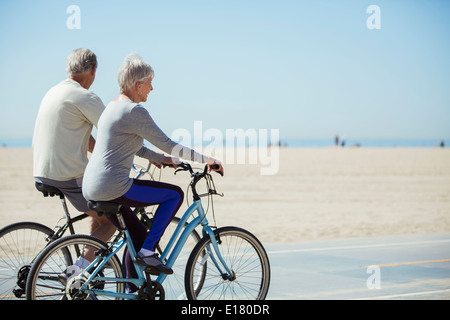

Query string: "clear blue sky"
[0, 0, 449, 144]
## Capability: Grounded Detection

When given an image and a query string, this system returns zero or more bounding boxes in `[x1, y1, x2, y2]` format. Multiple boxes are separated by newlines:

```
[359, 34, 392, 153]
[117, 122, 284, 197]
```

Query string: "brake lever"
[210, 189, 224, 197]
[174, 168, 184, 175]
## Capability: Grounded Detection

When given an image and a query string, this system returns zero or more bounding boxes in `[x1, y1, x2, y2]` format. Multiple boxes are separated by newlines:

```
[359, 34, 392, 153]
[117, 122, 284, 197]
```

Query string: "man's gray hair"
[118, 53, 154, 93]
[66, 48, 97, 76]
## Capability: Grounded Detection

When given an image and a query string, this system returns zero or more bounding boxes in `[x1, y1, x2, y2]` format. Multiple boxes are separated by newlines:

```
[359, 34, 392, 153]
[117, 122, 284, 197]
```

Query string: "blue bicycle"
[25, 162, 271, 300]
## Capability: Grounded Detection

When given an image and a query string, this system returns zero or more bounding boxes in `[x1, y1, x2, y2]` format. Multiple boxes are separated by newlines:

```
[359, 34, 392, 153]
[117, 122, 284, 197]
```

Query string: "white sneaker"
[58, 265, 82, 286]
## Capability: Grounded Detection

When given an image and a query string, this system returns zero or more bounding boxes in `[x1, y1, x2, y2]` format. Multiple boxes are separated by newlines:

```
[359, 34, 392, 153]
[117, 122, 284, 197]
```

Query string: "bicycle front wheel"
[26, 235, 124, 300]
[185, 227, 270, 300]
[0, 222, 54, 300]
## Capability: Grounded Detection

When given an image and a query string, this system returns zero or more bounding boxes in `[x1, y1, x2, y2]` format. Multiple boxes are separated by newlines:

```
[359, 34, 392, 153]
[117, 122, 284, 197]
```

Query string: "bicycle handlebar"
[166, 162, 223, 177]
[172, 162, 223, 201]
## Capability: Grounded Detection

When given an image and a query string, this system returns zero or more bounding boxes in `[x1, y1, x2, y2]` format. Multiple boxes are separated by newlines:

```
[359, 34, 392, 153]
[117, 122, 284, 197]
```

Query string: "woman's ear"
[135, 81, 142, 90]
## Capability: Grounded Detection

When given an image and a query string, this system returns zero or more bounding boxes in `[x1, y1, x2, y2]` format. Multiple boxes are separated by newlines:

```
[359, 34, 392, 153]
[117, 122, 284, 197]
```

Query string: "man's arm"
[89, 135, 95, 153]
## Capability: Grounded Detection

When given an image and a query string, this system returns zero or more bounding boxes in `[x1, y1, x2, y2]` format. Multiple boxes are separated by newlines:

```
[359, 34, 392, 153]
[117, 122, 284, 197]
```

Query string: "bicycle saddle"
[87, 200, 121, 217]
[35, 182, 64, 199]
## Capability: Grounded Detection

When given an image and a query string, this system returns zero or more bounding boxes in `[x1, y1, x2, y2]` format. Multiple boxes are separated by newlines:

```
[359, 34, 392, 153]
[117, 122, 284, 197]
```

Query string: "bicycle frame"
[50, 213, 88, 242]
[157, 199, 233, 284]
[41, 163, 152, 243]
[79, 198, 233, 300]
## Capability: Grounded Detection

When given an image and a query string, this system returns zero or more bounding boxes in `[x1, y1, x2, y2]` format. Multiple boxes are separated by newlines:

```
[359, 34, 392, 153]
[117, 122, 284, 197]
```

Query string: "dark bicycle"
[0, 161, 199, 299]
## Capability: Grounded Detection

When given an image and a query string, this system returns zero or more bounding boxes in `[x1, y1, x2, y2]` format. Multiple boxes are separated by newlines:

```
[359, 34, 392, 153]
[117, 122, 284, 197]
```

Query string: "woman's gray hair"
[118, 53, 154, 93]
[66, 48, 97, 76]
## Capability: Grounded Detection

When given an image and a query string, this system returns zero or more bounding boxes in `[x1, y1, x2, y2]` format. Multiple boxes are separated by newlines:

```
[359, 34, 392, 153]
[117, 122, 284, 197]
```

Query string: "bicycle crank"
[65, 273, 99, 300]
[137, 280, 165, 300]
[138, 271, 165, 300]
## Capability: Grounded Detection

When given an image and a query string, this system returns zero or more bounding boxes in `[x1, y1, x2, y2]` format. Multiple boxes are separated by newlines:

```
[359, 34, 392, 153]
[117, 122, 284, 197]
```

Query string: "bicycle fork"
[195, 202, 235, 281]
[202, 225, 236, 281]
[157, 201, 235, 284]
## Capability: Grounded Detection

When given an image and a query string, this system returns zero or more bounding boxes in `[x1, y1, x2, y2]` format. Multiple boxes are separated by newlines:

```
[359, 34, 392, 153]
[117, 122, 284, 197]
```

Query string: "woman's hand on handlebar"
[206, 157, 224, 176]
[156, 156, 179, 169]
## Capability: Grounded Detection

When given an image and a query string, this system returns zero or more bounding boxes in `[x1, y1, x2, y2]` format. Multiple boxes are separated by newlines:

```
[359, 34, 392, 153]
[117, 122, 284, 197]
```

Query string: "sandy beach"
[0, 147, 449, 244]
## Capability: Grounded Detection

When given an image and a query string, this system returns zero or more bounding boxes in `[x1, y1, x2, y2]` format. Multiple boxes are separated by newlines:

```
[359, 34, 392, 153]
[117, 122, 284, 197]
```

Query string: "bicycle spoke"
[0, 223, 54, 300]
[26, 235, 125, 300]
[186, 227, 270, 300]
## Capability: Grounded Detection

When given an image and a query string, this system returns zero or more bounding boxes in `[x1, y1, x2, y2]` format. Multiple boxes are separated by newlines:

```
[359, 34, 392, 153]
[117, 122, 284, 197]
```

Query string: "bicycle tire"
[26, 234, 124, 300]
[0, 221, 55, 300]
[185, 226, 270, 300]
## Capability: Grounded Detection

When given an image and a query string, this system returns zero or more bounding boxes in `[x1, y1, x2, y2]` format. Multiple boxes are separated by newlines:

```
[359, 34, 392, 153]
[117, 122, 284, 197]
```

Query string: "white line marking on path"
[354, 288, 450, 300]
[267, 239, 450, 255]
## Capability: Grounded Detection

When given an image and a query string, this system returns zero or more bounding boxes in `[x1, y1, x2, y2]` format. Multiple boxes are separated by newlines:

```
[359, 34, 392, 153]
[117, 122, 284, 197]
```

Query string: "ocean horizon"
[1, 137, 448, 148]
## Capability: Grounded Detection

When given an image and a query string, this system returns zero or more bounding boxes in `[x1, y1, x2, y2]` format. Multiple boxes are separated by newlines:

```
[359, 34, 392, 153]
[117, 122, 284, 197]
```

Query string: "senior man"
[33, 48, 116, 270]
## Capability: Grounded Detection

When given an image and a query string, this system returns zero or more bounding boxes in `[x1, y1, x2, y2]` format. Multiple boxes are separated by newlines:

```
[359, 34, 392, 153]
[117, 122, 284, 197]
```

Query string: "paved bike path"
[265, 233, 450, 300]
[2, 233, 449, 300]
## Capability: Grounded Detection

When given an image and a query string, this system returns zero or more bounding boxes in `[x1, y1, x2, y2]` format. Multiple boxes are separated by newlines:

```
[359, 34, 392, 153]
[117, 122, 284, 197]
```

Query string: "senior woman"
[82, 53, 223, 277]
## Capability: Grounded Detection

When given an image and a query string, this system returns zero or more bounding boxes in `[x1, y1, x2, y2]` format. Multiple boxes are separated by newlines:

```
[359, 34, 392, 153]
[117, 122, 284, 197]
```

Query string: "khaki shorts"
[34, 176, 89, 212]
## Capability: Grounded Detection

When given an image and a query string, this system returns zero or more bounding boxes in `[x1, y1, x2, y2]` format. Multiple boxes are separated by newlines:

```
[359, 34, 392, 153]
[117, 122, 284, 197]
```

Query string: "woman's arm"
[135, 145, 179, 168]
[132, 105, 223, 174]
[133, 106, 206, 162]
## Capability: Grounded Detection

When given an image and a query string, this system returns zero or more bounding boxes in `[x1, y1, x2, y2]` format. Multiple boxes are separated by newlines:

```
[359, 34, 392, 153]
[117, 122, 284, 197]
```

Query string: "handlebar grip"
[210, 164, 223, 176]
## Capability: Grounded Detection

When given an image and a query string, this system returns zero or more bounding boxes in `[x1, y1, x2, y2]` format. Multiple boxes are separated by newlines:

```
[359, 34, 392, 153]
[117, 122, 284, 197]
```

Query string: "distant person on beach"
[32, 48, 116, 271]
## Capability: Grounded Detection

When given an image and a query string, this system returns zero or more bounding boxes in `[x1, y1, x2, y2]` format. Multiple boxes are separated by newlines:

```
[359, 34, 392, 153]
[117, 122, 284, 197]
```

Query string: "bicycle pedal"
[145, 267, 161, 276]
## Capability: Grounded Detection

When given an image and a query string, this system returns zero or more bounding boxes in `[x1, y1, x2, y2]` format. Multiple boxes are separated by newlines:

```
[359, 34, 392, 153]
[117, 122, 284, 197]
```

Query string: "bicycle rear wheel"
[26, 234, 124, 300]
[0, 222, 54, 300]
[185, 226, 270, 300]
